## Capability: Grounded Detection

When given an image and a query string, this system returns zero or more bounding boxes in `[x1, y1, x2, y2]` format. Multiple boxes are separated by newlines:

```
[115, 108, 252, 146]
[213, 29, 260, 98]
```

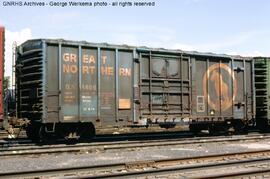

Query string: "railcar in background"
[15, 39, 255, 141]
[254, 57, 270, 131]
[0, 27, 4, 128]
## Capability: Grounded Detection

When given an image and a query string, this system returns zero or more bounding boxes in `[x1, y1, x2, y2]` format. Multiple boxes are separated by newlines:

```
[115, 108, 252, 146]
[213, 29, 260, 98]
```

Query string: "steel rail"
[199, 168, 270, 179]
[0, 133, 270, 157]
[1, 149, 270, 178]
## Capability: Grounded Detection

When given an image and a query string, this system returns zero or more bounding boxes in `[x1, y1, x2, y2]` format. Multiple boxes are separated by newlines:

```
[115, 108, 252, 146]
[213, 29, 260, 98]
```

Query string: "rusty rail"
[1, 149, 270, 178]
[1, 133, 270, 157]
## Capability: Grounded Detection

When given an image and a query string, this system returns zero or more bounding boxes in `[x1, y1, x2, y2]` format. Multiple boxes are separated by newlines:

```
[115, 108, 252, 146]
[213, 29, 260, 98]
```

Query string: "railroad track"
[0, 131, 11, 138]
[1, 149, 270, 178]
[0, 130, 192, 144]
[0, 130, 26, 139]
[0, 128, 259, 145]
[0, 130, 193, 148]
[0, 133, 269, 157]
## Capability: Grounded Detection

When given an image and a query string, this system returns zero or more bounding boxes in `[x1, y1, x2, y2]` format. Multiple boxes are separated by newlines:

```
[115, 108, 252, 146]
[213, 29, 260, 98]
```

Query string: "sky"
[0, 0, 270, 78]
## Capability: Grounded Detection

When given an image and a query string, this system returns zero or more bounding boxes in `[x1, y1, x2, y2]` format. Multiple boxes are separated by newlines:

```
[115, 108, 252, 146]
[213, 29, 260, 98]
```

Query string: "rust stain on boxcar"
[119, 99, 131, 109]
[203, 63, 238, 111]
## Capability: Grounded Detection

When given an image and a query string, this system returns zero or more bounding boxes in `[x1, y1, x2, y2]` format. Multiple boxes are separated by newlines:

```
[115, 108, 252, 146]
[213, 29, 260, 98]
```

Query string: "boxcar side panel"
[46, 44, 59, 123]
[220, 59, 233, 116]
[233, 60, 245, 119]
[60, 46, 79, 122]
[118, 51, 133, 121]
[81, 48, 98, 121]
[100, 49, 116, 122]
[245, 61, 254, 119]
[138, 51, 191, 123]
[46, 42, 135, 127]
[191, 56, 254, 122]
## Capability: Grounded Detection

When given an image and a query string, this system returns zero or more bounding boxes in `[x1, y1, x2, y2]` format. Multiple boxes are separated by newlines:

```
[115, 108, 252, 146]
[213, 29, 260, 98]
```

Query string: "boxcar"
[254, 57, 270, 131]
[16, 39, 255, 141]
[0, 27, 4, 128]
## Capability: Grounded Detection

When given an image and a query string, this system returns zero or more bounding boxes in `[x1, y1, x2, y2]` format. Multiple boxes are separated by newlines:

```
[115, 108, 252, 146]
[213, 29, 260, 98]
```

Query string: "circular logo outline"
[202, 63, 237, 111]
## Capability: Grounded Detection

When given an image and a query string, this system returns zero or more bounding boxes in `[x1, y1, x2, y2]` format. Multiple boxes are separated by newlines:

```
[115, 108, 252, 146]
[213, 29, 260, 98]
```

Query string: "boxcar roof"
[20, 38, 253, 60]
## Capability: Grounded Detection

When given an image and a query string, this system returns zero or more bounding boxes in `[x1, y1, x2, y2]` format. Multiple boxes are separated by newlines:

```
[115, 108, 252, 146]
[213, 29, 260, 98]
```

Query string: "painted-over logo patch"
[203, 63, 237, 111]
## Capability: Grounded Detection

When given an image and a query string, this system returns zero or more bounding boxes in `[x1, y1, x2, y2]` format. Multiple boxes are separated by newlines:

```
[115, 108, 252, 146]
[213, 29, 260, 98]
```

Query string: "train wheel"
[189, 124, 200, 135]
[208, 125, 219, 136]
[79, 123, 95, 142]
[57, 124, 71, 140]
[257, 119, 270, 133]
[233, 120, 247, 134]
[26, 124, 41, 142]
[210, 123, 229, 135]
[26, 125, 34, 140]
[38, 125, 52, 143]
